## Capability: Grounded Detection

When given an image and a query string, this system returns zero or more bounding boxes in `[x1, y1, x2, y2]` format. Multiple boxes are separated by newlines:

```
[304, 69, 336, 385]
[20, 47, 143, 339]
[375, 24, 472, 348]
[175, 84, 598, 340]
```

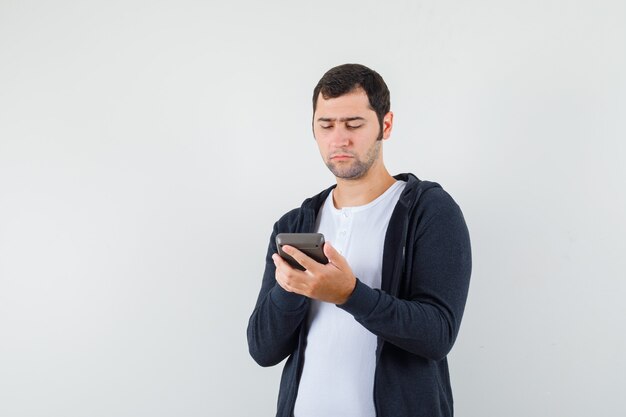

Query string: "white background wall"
[1, 1, 625, 416]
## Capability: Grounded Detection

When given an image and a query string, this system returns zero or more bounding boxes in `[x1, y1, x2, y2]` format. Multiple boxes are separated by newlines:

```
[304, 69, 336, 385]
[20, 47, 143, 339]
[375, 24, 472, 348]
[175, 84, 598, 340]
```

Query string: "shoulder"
[272, 184, 335, 233]
[400, 175, 466, 230]
[416, 183, 461, 213]
[274, 207, 304, 232]
[397, 175, 458, 210]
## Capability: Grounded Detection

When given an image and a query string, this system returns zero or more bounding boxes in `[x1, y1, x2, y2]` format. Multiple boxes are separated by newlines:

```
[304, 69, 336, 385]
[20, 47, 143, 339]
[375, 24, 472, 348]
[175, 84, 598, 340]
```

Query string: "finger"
[273, 252, 310, 290]
[273, 252, 300, 275]
[272, 253, 289, 270]
[275, 263, 310, 295]
[322, 241, 346, 269]
[274, 268, 290, 291]
[282, 245, 319, 272]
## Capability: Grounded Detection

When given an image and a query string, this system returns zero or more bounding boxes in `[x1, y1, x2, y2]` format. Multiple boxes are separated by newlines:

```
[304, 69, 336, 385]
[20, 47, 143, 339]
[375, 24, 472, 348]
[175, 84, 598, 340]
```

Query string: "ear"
[381, 111, 394, 140]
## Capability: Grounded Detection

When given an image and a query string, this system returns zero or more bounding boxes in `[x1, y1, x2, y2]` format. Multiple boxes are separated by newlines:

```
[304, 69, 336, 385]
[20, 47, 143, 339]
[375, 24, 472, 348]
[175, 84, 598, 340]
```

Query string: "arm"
[275, 188, 471, 361]
[246, 222, 309, 367]
[338, 188, 472, 360]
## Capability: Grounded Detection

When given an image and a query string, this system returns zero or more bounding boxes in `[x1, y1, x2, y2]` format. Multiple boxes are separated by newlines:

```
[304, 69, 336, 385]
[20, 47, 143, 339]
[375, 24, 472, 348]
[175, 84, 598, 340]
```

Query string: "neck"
[332, 164, 395, 208]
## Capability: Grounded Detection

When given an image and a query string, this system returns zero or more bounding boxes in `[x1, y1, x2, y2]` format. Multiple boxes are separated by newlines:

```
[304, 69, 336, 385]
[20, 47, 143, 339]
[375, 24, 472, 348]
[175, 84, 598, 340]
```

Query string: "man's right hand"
[273, 242, 357, 305]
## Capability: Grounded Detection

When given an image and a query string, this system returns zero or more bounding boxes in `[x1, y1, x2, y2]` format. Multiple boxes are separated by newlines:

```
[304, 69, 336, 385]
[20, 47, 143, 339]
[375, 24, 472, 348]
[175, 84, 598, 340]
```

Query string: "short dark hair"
[312, 63, 390, 129]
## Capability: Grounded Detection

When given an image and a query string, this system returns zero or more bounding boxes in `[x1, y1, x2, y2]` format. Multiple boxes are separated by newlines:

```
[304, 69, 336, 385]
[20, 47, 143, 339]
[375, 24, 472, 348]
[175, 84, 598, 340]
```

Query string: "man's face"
[313, 88, 392, 180]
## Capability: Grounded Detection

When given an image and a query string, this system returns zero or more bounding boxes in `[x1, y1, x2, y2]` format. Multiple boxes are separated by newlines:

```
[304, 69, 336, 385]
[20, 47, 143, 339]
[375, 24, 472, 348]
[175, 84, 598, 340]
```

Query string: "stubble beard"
[325, 139, 382, 180]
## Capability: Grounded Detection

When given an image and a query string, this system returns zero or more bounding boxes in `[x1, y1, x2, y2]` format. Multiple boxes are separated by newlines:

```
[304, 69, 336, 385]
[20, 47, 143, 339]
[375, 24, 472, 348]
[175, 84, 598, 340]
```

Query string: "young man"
[247, 64, 472, 417]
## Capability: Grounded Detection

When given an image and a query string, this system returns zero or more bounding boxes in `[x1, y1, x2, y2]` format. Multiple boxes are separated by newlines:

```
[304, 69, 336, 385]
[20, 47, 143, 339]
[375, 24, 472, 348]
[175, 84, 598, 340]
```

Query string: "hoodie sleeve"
[338, 187, 472, 361]
[246, 218, 309, 367]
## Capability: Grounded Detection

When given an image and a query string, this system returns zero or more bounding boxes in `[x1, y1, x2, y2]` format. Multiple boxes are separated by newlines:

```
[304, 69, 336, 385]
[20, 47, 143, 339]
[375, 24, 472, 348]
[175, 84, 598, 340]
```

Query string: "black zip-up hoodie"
[247, 173, 472, 417]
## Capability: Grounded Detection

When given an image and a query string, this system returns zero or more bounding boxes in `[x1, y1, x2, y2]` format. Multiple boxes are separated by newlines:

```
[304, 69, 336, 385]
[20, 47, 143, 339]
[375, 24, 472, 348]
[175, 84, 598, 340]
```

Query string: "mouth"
[330, 154, 354, 160]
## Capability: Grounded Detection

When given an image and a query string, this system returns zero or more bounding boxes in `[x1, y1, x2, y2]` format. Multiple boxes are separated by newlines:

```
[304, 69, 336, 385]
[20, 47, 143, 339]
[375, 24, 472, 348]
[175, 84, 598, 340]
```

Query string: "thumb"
[323, 241, 345, 268]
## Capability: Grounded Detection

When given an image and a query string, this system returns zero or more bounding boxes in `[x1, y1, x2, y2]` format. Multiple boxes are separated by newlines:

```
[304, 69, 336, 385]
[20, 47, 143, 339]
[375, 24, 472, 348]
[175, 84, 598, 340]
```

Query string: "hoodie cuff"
[337, 278, 380, 318]
[269, 285, 307, 312]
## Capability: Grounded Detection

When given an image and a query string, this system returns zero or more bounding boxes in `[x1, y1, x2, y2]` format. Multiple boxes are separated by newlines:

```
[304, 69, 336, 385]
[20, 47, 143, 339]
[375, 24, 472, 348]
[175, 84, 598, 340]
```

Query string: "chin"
[332, 169, 368, 180]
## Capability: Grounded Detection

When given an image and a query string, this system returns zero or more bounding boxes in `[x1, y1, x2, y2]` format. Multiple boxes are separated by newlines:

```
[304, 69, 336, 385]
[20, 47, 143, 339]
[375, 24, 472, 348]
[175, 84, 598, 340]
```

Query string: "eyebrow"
[316, 116, 366, 123]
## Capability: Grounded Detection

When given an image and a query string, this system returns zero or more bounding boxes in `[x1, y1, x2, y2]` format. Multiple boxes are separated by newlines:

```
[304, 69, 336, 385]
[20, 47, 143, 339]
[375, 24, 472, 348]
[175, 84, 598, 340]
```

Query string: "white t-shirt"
[293, 180, 406, 417]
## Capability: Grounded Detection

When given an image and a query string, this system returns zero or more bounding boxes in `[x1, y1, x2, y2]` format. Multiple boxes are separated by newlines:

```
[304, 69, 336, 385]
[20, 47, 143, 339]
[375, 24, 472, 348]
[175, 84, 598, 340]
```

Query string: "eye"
[346, 124, 363, 130]
[320, 124, 333, 130]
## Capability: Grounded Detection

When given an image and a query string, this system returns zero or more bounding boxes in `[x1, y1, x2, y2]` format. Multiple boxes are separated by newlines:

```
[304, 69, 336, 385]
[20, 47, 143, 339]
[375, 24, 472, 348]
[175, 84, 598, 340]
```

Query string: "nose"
[329, 126, 351, 148]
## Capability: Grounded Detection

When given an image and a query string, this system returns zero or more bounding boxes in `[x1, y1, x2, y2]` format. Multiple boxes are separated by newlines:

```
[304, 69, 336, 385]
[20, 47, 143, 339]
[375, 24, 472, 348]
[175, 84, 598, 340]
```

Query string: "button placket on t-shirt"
[334, 208, 353, 255]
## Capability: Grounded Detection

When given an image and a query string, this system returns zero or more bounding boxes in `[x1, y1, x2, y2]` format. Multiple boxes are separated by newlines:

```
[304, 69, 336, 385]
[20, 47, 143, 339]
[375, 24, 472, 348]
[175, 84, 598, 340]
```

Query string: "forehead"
[314, 88, 375, 118]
